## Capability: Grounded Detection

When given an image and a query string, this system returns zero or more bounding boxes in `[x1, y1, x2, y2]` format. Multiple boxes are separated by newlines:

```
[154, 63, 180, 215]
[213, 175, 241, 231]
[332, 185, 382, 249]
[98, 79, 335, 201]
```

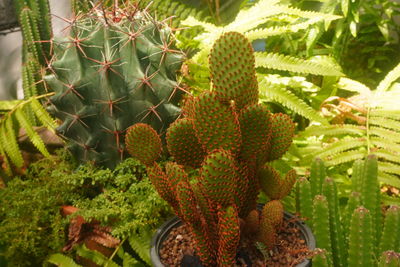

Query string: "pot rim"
[150, 210, 316, 267]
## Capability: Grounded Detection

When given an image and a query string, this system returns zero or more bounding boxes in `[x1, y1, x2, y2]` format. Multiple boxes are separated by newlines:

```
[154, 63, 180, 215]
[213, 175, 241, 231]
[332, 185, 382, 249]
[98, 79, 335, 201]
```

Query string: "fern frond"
[374, 149, 400, 164]
[381, 194, 400, 206]
[369, 116, 400, 132]
[379, 161, 400, 176]
[0, 100, 22, 112]
[324, 149, 366, 167]
[313, 138, 367, 159]
[258, 76, 329, 124]
[369, 126, 400, 143]
[376, 62, 400, 92]
[76, 245, 119, 267]
[255, 52, 343, 76]
[47, 253, 82, 267]
[228, 0, 340, 33]
[2, 117, 24, 168]
[378, 171, 400, 188]
[370, 109, 400, 119]
[30, 98, 57, 131]
[181, 16, 218, 33]
[128, 229, 152, 265]
[15, 108, 50, 157]
[338, 77, 372, 95]
[0, 138, 12, 175]
[245, 17, 330, 41]
[370, 137, 400, 152]
[300, 124, 365, 137]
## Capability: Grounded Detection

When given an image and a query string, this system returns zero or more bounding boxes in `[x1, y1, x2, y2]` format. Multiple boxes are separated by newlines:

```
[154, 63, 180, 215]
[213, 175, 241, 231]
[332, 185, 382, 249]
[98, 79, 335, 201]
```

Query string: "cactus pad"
[217, 206, 240, 266]
[199, 149, 242, 208]
[209, 32, 258, 110]
[166, 118, 206, 168]
[125, 123, 162, 166]
[267, 113, 295, 161]
[192, 92, 241, 154]
[259, 165, 297, 200]
[238, 104, 271, 162]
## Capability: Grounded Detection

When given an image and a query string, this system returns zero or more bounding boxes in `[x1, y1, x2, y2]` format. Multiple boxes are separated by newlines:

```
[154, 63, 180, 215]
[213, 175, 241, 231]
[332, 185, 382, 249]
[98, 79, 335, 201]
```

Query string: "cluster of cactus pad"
[126, 32, 297, 266]
[297, 155, 400, 267]
[44, 3, 185, 168]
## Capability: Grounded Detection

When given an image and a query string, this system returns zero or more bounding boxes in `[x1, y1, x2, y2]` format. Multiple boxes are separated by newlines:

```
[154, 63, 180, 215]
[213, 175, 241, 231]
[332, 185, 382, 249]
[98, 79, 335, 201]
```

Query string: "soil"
[159, 216, 311, 267]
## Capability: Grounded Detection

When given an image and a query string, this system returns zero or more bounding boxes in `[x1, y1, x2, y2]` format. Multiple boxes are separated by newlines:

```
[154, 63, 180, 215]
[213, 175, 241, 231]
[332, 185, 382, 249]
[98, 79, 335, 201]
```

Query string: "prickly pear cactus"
[45, 4, 185, 168]
[126, 31, 298, 266]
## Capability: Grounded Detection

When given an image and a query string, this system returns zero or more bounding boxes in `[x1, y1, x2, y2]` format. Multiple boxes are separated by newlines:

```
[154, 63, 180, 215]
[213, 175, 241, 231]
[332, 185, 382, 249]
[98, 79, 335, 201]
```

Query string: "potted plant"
[125, 31, 315, 266]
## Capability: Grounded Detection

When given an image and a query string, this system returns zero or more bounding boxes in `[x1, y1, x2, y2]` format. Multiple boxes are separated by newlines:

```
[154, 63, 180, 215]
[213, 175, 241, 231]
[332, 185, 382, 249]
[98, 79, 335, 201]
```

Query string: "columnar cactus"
[126, 32, 297, 266]
[44, 4, 185, 168]
[297, 156, 400, 267]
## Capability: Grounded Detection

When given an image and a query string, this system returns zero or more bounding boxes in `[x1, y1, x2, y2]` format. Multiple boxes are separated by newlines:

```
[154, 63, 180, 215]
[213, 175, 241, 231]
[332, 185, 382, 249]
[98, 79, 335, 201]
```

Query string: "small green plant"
[44, 3, 185, 169]
[0, 150, 170, 266]
[297, 155, 400, 267]
[125, 31, 298, 265]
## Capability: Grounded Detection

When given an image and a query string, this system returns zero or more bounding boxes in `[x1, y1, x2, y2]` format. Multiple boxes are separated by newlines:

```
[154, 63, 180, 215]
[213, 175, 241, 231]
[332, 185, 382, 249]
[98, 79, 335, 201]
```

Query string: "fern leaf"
[369, 116, 400, 132]
[258, 76, 329, 124]
[0, 100, 22, 112]
[370, 109, 400, 119]
[379, 161, 400, 176]
[313, 138, 367, 159]
[371, 137, 400, 152]
[376, 62, 400, 92]
[47, 253, 82, 267]
[0, 138, 12, 175]
[1, 117, 24, 168]
[245, 17, 330, 41]
[76, 245, 119, 267]
[128, 229, 152, 265]
[323, 149, 366, 166]
[30, 98, 57, 131]
[255, 52, 343, 76]
[338, 77, 372, 95]
[300, 124, 365, 137]
[374, 149, 400, 164]
[15, 108, 50, 157]
[181, 16, 218, 33]
[381, 194, 400, 206]
[378, 171, 400, 188]
[228, 0, 339, 33]
[369, 126, 400, 143]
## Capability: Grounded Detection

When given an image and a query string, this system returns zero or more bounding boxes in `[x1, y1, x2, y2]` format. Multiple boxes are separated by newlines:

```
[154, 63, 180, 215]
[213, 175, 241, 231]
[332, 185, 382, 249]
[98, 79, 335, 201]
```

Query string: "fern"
[295, 64, 400, 189]
[258, 75, 329, 124]
[128, 228, 152, 265]
[255, 52, 343, 76]
[47, 253, 82, 267]
[46, 233, 149, 267]
[0, 93, 57, 175]
[182, 0, 341, 55]
[376, 62, 400, 92]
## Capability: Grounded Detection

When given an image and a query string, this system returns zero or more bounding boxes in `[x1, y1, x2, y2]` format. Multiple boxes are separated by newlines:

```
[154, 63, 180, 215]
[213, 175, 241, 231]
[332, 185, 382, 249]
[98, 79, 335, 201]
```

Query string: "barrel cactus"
[45, 4, 185, 168]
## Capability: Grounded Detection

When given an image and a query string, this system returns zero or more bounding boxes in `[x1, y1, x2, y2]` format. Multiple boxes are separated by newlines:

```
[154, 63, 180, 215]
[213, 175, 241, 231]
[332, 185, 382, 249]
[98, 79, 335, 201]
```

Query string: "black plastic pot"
[150, 210, 316, 267]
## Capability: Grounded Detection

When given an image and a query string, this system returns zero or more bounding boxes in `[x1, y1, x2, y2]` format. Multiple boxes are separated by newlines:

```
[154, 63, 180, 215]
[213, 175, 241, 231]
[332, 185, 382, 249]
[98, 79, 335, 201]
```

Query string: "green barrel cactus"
[44, 4, 185, 168]
[125, 32, 297, 266]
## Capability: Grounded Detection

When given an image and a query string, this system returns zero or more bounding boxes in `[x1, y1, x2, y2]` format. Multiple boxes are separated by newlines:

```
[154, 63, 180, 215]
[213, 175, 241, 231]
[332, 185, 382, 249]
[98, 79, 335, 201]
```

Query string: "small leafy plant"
[125, 31, 298, 266]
